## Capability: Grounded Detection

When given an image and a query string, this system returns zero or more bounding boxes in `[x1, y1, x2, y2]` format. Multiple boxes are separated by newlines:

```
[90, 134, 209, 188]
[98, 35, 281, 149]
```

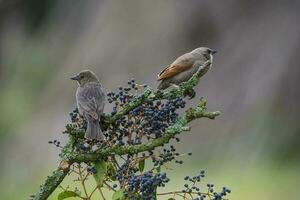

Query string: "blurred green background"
[0, 0, 299, 199]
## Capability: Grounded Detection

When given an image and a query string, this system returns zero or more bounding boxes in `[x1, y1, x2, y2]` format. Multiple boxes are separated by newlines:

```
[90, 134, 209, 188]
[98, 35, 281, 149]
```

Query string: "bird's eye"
[80, 75, 84, 79]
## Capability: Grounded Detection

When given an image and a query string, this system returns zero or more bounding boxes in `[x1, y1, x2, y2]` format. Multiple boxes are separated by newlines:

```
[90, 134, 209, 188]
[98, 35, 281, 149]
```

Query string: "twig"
[78, 164, 89, 198]
[103, 181, 116, 191]
[98, 187, 106, 200]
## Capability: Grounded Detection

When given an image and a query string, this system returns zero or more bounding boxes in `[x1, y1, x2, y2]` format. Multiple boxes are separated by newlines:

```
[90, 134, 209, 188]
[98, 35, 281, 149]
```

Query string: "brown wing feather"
[157, 56, 194, 81]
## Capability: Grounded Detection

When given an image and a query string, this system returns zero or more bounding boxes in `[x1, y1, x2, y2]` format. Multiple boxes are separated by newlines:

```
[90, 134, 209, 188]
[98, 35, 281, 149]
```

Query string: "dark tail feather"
[85, 119, 104, 140]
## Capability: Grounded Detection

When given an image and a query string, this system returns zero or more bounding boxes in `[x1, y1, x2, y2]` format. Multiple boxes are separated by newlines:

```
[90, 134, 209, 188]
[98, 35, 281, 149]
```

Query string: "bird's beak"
[211, 49, 217, 54]
[70, 74, 80, 81]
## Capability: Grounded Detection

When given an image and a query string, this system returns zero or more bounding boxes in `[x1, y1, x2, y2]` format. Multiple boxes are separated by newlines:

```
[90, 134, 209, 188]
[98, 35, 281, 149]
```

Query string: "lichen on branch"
[70, 98, 219, 163]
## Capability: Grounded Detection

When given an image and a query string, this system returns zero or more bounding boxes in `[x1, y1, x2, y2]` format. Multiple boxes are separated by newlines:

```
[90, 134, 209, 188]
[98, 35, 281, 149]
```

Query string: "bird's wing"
[77, 83, 105, 120]
[157, 54, 194, 81]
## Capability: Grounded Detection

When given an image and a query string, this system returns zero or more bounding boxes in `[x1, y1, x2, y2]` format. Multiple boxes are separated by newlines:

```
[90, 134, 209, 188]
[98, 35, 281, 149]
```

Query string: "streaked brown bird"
[71, 70, 105, 140]
[157, 47, 217, 90]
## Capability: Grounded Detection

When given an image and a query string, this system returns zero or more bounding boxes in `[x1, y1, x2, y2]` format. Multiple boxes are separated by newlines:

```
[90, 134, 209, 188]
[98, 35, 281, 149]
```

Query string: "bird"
[71, 70, 105, 140]
[157, 47, 217, 92]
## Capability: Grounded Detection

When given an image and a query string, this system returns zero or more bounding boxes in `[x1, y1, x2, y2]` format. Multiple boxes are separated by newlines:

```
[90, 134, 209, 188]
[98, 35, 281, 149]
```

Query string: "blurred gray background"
[0, 0, 299, 199]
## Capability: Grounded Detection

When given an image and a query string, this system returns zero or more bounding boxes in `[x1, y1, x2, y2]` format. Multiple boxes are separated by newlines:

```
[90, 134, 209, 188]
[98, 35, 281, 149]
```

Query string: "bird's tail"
[85, 119, 104, 141]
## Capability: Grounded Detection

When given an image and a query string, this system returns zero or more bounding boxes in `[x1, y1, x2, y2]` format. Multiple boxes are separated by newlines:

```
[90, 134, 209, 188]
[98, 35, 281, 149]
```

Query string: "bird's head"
[71, 70, 99, 86]
[191, 47, 217, 60]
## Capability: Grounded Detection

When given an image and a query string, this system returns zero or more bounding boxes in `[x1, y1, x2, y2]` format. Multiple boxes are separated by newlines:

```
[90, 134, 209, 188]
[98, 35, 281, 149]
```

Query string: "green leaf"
[112, 189, 124, 200]
[93, 160, 107, 187]
[168, 198, 176, 200]
[138, 159, 145, 173]
[57, 191, 78, 200]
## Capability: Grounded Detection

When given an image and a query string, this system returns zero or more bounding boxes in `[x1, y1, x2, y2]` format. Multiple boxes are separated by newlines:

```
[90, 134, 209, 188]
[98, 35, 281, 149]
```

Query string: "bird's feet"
[184, 89, 196, 99]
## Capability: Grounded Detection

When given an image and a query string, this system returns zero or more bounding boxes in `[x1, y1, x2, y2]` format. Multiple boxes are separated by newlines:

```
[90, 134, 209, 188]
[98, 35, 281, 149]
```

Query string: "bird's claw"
[184, 89, 196, 99]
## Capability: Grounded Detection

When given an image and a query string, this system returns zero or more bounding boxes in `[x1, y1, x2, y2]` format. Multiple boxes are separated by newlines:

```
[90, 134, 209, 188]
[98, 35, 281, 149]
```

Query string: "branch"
[31, 60, 214, 200]
[31, 136, 75, 200]
[31, 168, 69, 200]
[70, 98, 220, 162]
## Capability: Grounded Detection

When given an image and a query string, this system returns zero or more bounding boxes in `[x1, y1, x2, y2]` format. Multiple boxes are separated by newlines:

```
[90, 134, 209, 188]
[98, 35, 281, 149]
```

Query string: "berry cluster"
[69, 108, 87, 130]
[48, 139, 61, 147]
[69, 108, 78, 123]
[179, 171, 231, 200]
[107, 79, 147, 112]
[134, 97, 186, 139]
[115, 160, 139, 184]
[206, 184, 231, 200]
[126, 171, 169, 200]
[105, 80, 186, 147]
[152, 145, 191, 167]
